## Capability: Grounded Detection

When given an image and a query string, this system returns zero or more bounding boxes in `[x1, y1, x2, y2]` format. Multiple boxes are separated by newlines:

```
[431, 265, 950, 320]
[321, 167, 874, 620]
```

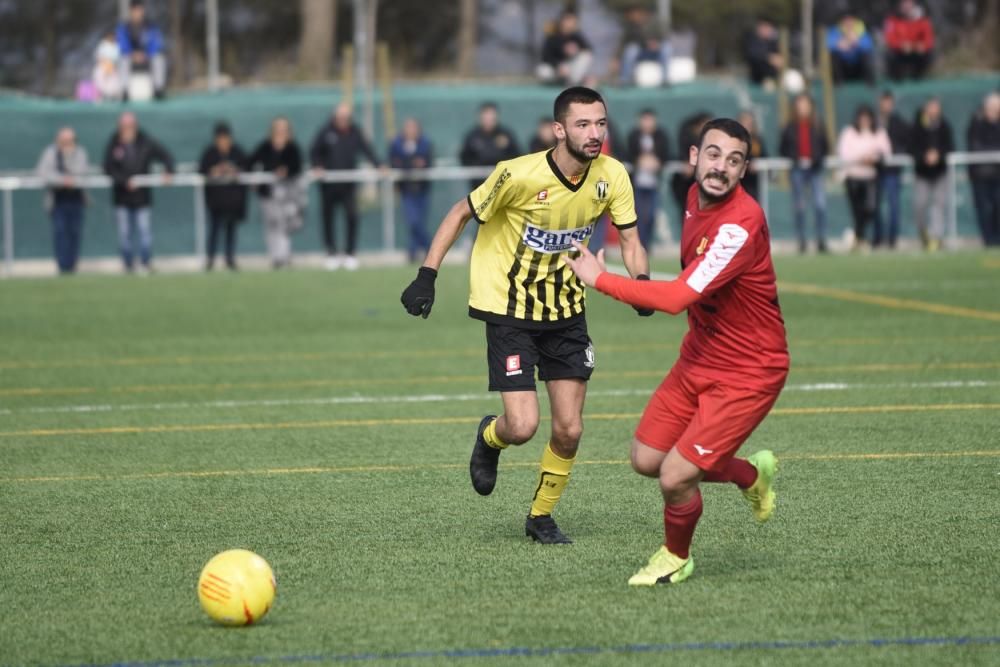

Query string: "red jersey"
[594, 183, 788, 387]
[675, 183, 788, 382]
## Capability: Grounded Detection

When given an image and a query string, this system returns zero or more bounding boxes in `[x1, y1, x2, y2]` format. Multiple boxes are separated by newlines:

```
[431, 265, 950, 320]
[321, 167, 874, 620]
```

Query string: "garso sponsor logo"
[522, 222, 595, 254]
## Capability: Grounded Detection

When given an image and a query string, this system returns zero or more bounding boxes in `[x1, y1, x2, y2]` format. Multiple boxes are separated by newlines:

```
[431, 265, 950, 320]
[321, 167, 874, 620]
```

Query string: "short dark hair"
[553, 86, 606, 124]
[697, 118, 752, 154]
[639, 108, 656, 117]
[213, 121, 231, 137]
[479, 101, 497, 112]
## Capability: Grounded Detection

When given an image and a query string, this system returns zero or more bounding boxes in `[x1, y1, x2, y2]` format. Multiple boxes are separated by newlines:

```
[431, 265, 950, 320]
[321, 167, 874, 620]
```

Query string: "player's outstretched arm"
[400, 198, 474, 319]
[564, 241, 699, 316]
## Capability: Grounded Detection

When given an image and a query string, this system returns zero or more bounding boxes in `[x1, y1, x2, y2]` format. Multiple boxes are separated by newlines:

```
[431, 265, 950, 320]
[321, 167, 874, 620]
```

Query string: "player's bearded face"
[693, 130, 748, 203]
[558, 103, 607, 162]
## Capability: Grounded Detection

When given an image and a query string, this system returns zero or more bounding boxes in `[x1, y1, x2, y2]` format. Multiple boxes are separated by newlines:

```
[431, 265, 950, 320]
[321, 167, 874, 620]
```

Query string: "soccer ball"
[197, 549, 276, 626]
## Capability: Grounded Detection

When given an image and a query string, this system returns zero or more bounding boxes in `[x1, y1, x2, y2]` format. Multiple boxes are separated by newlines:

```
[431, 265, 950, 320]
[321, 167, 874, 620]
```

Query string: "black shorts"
[485, 318, 595, 392]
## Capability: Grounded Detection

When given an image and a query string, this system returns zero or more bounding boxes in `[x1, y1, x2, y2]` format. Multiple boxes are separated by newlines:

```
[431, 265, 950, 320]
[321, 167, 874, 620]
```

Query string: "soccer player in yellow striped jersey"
[401, 87, 651, 543]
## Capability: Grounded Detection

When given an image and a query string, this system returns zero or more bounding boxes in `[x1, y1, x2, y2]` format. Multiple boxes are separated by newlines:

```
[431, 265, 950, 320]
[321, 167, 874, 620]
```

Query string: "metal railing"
[2, 151, 998, 274]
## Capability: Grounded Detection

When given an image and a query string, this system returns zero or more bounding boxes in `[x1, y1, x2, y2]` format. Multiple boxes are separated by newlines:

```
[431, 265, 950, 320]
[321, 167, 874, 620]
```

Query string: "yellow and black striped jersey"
[466, 150, 636, 328]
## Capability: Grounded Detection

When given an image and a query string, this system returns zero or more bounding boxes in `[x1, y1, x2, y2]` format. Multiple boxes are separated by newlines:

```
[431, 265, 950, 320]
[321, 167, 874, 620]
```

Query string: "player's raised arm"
[400, 197, 473, 319]
[564, 241, 699, 315]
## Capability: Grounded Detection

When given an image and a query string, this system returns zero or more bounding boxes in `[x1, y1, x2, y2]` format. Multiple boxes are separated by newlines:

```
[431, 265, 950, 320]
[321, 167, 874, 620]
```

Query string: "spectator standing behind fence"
[910, 98, 953, 252]
[737, 110, 768, 202]
[780, 94, 829, 254]
[743, 18, 783, 89]
[117, 0, 167, 100]
[389, 118, 434, 264]
[103, 111, 174, 274]
[249, 117, 304, 270]
[460, 102, 520, 190]
[199, 122, 248, 271]
[93, 32, 123, 102]
[310, 103, 380, 271]
[528, 117, 556, 153]
[884, 0, 934, 81]
[537, 11, 593, 86]
[827, 14, 875, 86]
[626, 109, 669, 247]
[36, 128, 89, 275]
[966, 92, 1000, 247]
[837, 106, 892, 251]
[875, 91, 910, 249]
[670, 111, 712, 231]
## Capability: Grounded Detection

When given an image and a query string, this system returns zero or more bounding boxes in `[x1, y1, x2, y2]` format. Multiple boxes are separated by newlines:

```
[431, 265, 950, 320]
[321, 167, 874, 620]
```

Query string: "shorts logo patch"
[693, 444, 714, 456]
[584, 343, 595, 369]
[505, 354, 523, 377]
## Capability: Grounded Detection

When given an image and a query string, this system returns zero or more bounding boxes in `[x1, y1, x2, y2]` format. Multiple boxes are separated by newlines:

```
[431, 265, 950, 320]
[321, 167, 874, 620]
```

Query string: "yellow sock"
[483, 418, 509, 450]
[529, 442, 575, 517]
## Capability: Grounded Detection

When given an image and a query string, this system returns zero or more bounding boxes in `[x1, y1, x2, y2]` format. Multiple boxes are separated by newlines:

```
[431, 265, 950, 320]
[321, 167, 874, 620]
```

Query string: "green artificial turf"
[1, 250, 999, 667]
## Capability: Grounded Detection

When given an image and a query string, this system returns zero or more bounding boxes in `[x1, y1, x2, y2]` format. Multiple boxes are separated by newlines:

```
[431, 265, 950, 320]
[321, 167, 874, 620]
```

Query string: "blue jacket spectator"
[117, 0, 167, 99]
[827, 15, 874, 85]
[390, 119, 434, 263]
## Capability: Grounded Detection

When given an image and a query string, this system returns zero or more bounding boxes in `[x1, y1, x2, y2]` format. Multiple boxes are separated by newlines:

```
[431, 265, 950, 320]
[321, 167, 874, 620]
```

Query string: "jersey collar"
[546, 149, 590, 193]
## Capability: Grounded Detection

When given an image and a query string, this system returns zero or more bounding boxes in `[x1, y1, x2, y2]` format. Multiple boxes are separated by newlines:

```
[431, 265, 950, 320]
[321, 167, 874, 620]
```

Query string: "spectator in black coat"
[967, 92, 1000, 247]
[199, 122, 248, 271]
[103, 111, 174, 273]
[626, 109, 670, 247]
[670, 111, 712, 232]
[459, 102, 521, 190]
[910, 97, 954, 251]
[528, 116, 557, 154]
[875, 90, 911, 248]
[249, 117, 304, 269]
[310, 102, 380, 270]
[743, 18, 783, 88]
[737, 110, 768, 202]
[536, 11, 593, 86]
[780, 94, 829, 253]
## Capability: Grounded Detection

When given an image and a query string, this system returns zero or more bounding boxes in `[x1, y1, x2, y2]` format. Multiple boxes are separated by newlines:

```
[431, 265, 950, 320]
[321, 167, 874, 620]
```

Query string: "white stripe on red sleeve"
[685, 223, 750, 294]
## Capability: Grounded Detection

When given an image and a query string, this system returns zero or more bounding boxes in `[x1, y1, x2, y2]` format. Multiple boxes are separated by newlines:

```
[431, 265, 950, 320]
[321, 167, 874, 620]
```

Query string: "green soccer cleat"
[742, 450, 778, 523]
[627, 546, 694, 586]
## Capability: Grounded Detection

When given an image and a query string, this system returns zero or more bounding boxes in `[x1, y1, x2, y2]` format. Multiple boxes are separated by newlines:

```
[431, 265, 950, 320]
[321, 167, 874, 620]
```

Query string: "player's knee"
[659, 471, 697, 500]
[551, 421, 583, 449]
[502, 415, 538, 444]
[630, 450, 659, 478]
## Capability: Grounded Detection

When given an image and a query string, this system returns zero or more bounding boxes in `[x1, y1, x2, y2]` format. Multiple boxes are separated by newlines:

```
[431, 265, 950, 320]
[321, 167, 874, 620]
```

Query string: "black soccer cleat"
[525, 515, 573, 544]
[470, 414, 500, 496]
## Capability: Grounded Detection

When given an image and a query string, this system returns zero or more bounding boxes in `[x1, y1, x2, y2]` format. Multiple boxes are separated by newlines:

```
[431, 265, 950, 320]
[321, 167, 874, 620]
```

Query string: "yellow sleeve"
[606, 164, 637, 229]
[468, 163, 515, 224]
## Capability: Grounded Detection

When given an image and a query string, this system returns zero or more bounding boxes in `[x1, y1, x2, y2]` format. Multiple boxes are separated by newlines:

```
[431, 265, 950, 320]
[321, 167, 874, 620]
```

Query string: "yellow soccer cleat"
[628, 546, 694, 586]
[742, 450, 778, 523]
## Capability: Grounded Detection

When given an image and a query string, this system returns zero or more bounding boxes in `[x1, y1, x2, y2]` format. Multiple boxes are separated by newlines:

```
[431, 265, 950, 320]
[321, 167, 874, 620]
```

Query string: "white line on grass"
[1, 380, 997, 417]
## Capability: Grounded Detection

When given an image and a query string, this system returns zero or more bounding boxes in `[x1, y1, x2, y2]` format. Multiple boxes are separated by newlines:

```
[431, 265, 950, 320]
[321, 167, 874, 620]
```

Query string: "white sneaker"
[324, 255, 342, 271]
[343, 255, 360, 271]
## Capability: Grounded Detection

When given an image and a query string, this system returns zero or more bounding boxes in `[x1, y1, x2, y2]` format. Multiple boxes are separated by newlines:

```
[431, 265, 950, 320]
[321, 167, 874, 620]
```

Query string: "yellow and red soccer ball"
[197, 549, 276, 626]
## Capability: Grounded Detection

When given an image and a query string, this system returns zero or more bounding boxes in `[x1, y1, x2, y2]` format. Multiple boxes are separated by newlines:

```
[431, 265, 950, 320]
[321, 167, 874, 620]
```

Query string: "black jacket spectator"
[460, 125, 520, 168]
[967, 111, 1000, 181]
[541, 32, 591, 70]
[103, 129, 175, 208]
[910, 113, 953, 180]
[743, 20, 781, 85]
[670, 112, 712, 219]
[880, 111, 911, 175]
[199, 143, 248, 220]
[309, 121, 379, 189]
[625, 127, 670, 175]
[779, 121, 829, 173]
[248, 140, 303, 198]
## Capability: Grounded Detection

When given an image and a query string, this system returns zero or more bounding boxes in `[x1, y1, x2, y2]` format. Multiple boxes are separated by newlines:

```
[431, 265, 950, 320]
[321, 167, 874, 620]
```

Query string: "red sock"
[664, 490, 703, 559]
[702, 458, 757, 489]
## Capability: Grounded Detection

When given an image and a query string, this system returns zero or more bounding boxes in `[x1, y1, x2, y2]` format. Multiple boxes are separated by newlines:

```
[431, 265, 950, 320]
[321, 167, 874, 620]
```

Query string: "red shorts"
[635, 360, 785, 473]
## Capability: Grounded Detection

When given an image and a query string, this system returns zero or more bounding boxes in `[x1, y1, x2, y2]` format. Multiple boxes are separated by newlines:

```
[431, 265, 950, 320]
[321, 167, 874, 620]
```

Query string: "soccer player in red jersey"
[564, 118, 790, 585]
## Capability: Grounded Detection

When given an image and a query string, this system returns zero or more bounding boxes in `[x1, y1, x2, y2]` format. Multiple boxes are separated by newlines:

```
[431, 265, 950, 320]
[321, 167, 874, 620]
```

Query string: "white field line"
[0, 380, 997, 417]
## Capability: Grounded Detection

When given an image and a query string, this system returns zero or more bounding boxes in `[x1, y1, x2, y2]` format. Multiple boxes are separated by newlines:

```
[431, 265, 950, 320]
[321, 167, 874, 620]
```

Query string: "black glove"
[401, 266, 437, 318]
[633, 274, 654, 317]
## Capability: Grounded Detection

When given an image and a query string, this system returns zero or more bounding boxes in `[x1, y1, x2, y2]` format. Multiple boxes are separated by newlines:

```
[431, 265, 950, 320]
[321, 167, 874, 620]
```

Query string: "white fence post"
[380, 172, 395, 253]
[2, 185, 13, 277]
[193, 181, 207, 263]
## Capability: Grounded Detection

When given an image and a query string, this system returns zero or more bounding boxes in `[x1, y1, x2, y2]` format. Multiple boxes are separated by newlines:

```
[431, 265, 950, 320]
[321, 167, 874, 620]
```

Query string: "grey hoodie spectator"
[36, 128, 89, 274]
[910, 97, 954, 250]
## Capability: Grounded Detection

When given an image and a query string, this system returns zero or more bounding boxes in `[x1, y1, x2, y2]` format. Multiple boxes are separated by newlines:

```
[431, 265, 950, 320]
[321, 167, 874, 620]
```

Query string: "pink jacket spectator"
[837, 126, 892, 180]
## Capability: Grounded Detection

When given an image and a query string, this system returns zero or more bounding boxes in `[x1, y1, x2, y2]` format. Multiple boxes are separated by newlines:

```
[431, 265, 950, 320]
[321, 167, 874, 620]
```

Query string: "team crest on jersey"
[696, 236, 710, 255]
[522, 222, 595, 254]
[595, 178, 609, 201]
